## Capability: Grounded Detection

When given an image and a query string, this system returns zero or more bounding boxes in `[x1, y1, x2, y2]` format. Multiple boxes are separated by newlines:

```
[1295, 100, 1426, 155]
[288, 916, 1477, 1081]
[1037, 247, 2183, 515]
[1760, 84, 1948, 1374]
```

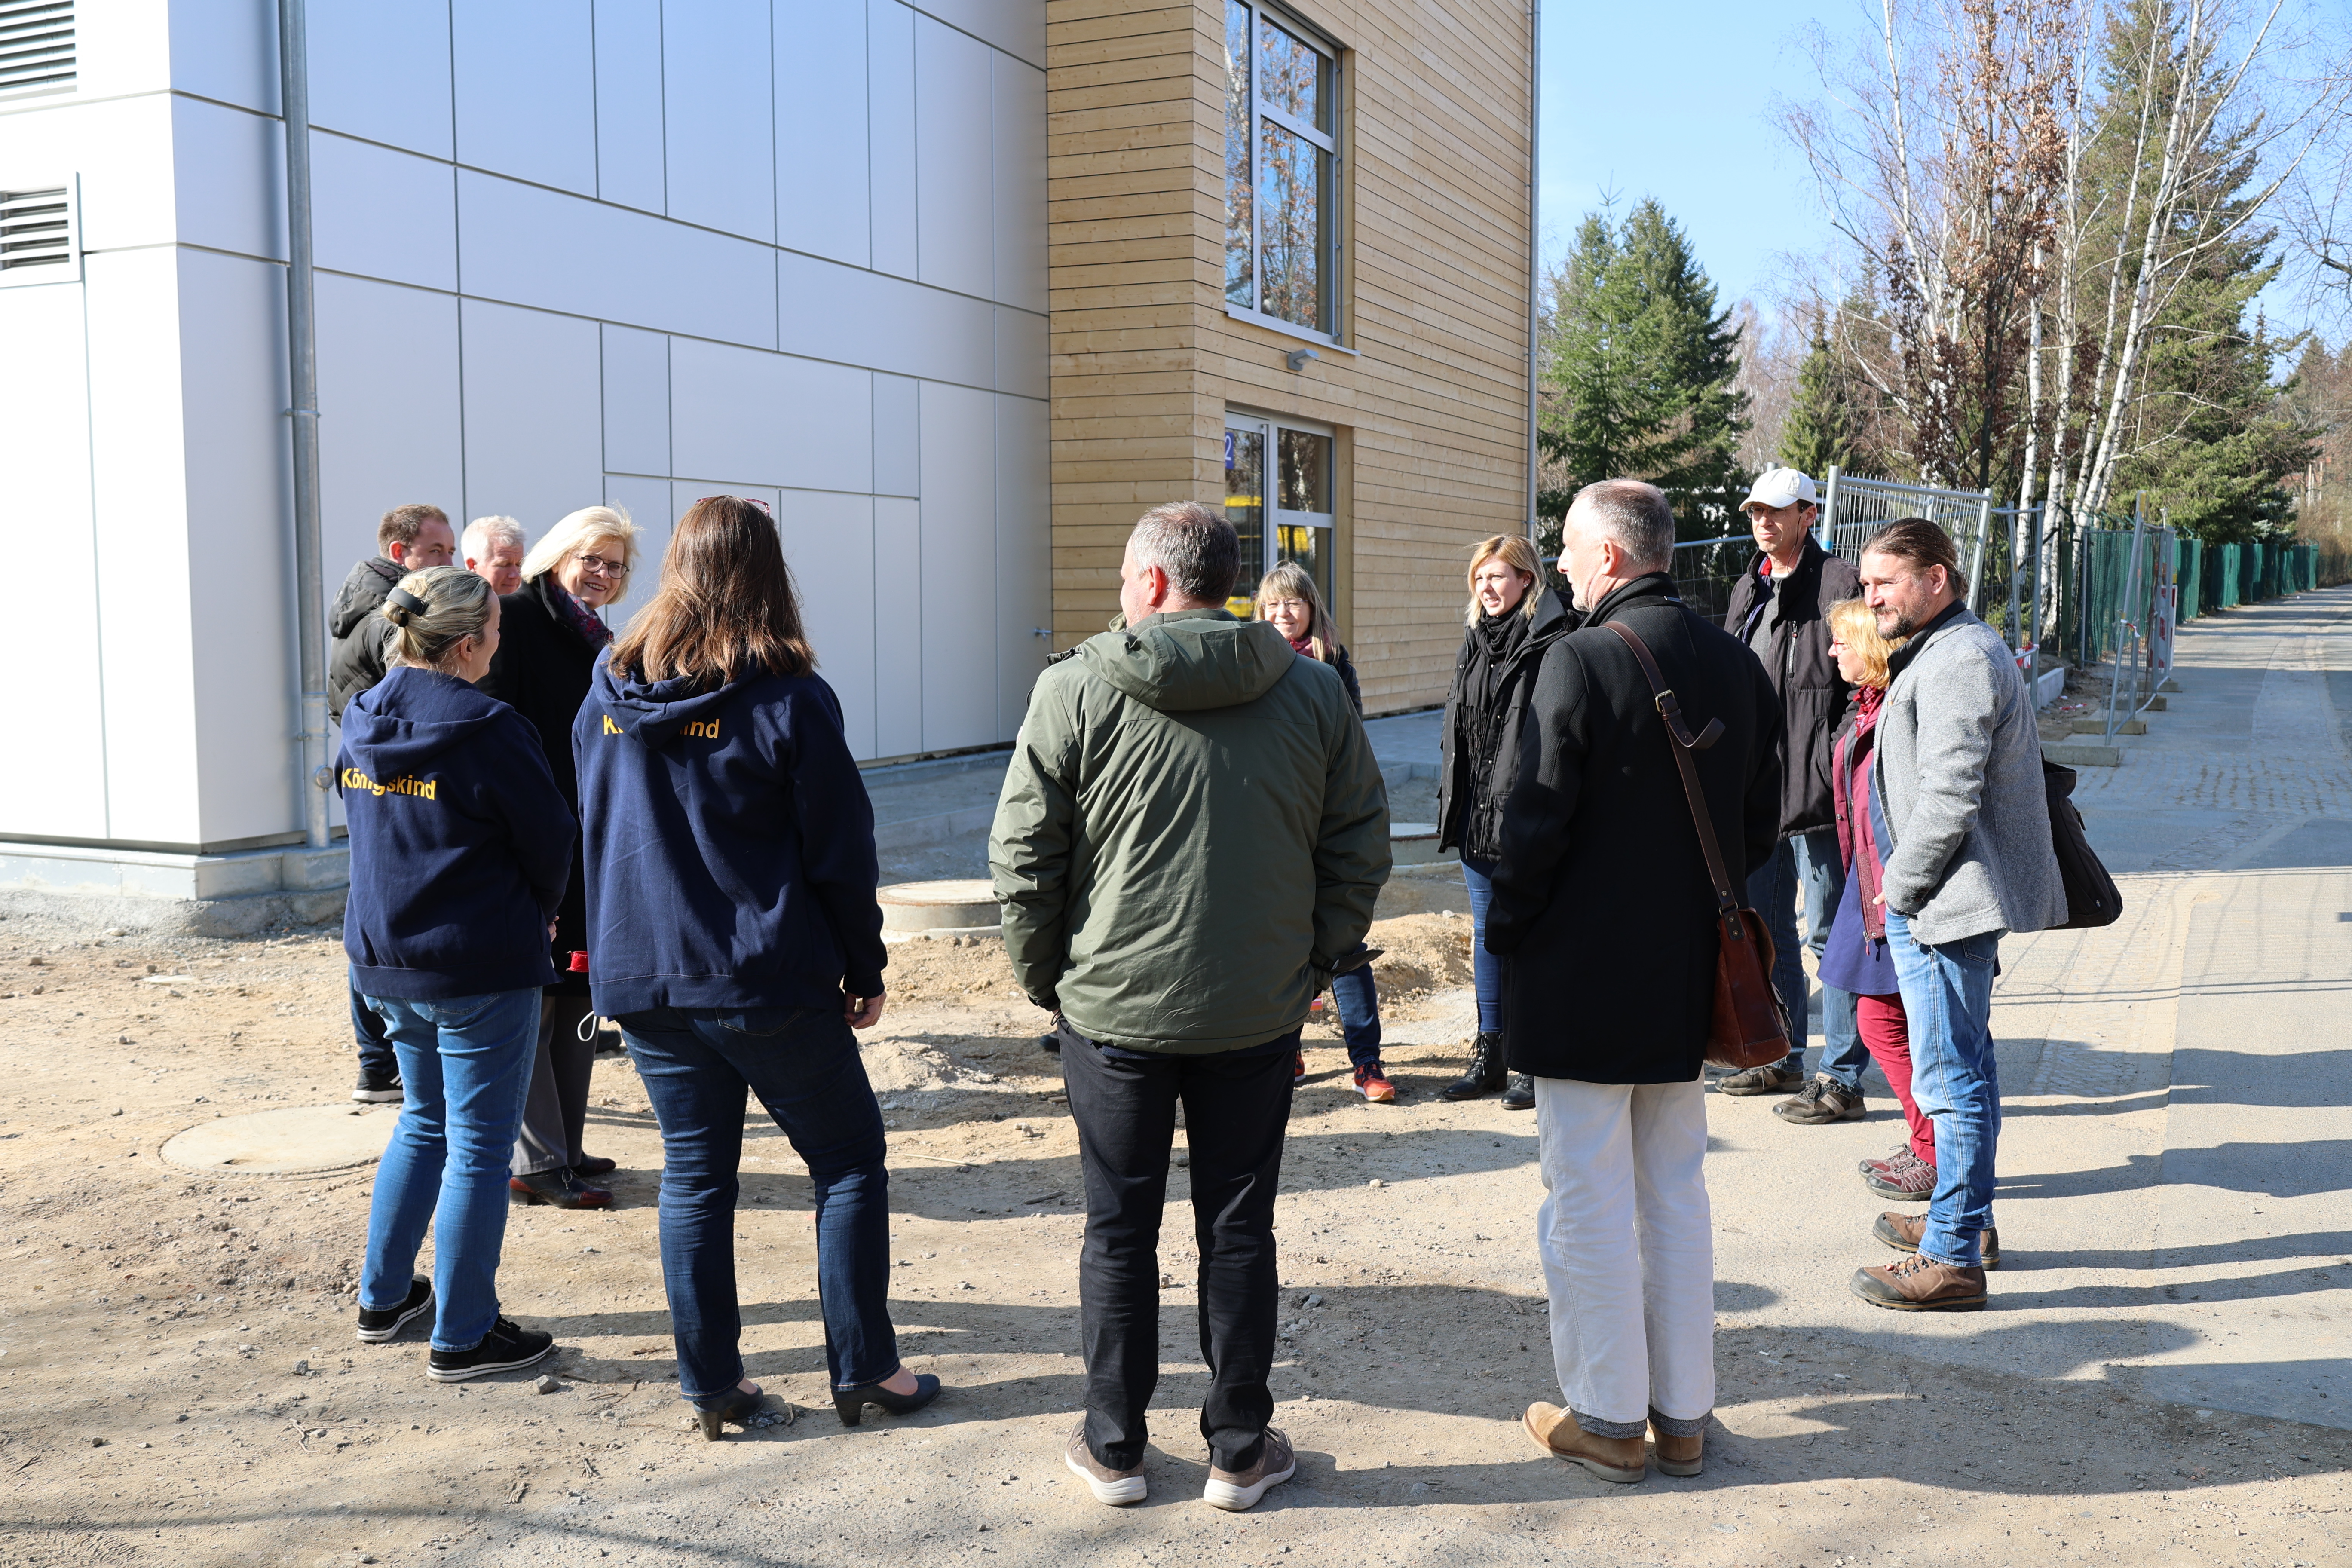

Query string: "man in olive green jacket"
[990, 501, 1387, 1513]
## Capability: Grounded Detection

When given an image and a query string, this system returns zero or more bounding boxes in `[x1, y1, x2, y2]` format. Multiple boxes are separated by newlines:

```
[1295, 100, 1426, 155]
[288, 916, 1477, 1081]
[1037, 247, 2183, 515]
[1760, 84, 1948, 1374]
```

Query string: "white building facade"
[0, 0, 1047, 919]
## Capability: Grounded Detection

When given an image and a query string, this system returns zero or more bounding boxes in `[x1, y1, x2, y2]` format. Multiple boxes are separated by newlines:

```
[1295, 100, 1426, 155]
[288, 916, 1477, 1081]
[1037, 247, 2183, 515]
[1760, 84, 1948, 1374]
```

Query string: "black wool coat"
[1484, 575, 1783, 1084]
[1436, 582, 1577, 862]
[1721, 537, 1860, 839]
[477, 573, 604, 996]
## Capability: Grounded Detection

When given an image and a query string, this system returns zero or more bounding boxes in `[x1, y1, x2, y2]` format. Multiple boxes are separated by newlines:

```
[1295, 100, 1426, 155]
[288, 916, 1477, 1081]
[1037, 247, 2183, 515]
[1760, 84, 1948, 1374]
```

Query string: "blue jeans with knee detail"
[359, 988, 540, 1352]
[1885, 909, 2001, 1268]
[1746, 829, 1865, 1087]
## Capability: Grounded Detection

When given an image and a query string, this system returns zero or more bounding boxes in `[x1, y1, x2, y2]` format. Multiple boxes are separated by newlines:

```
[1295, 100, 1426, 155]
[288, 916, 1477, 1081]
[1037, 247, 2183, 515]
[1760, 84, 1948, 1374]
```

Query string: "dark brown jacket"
[1721, 538, 1859, 839]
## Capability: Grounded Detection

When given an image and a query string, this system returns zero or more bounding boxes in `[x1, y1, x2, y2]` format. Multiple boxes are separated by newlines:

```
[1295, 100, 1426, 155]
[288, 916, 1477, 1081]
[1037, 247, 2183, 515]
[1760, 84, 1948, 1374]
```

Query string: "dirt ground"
[2, 901, 2348, 1567]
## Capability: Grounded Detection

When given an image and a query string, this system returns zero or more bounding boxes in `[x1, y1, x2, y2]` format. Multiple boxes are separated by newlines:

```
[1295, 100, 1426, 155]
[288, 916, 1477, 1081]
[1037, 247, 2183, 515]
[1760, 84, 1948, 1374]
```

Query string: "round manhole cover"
[877, 878, 1000, 932]
[160, 1103, 399, 1176]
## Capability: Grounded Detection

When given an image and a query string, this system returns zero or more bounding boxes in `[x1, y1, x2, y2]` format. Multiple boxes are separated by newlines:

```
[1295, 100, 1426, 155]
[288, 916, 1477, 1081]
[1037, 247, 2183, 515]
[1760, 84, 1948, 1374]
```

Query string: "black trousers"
[1060, 1023, 1295, 1472]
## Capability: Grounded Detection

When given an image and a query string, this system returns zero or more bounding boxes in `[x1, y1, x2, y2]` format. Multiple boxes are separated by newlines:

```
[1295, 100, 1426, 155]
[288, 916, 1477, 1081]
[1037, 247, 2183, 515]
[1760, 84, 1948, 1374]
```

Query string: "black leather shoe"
[1440, 1032, 1508, 1101]
[1501, 1072, 1535, 1111]
[833, 1370, 942, 1427]
[693, 1383, 775, 1439]
[509, 1168, 613, 1210]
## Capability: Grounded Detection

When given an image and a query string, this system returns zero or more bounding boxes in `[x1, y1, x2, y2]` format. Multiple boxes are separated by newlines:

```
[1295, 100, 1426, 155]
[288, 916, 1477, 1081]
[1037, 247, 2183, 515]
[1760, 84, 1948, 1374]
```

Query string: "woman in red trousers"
[1818, 599, 1933, 1200]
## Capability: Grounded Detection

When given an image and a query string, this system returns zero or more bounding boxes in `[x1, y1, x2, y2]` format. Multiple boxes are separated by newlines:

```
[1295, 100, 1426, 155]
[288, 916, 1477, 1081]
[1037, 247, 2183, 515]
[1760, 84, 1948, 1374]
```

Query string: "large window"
[1224, 412, 1336, 615]
[1223, 0, 1337, 339]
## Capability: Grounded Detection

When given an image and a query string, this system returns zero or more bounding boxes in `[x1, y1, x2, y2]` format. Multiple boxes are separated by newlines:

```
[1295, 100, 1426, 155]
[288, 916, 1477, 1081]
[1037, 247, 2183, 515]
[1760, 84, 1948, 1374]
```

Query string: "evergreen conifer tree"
[1779, 315, 1854, 479]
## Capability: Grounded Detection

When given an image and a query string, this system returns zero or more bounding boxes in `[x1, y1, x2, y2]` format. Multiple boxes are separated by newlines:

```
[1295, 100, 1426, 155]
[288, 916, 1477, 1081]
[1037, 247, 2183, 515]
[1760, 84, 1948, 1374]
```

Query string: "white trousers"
[1533, 1075, 1715, 1430]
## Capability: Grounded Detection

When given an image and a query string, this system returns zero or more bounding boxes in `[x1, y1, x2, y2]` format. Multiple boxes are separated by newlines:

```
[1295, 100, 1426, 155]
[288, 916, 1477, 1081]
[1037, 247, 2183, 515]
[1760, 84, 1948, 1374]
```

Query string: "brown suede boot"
[1650, 1418, 1704, 1477]
[1873, 1209, 2001, 1268]
[1522, 1403, 1645, 1484]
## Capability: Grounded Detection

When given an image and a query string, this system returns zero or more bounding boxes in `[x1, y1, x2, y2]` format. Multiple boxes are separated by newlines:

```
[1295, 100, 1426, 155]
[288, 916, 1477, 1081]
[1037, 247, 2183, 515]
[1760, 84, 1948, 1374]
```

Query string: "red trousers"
[1856, 992, 1934, 1165]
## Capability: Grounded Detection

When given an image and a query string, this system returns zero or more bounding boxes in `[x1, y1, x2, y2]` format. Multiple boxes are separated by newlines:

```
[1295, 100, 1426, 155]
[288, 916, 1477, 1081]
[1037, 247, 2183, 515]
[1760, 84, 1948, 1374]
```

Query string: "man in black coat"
[1486, 479, 1779, 1485]
[1716, 467, 1868, 1126]
[325, 502, 455, 1105]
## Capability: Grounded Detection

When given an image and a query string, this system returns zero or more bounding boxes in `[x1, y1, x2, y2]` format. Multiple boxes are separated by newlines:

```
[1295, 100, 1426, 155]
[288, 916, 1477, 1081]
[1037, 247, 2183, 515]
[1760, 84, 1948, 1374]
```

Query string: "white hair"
[521, 505, 643, 607]
[462, 514, 525, 561]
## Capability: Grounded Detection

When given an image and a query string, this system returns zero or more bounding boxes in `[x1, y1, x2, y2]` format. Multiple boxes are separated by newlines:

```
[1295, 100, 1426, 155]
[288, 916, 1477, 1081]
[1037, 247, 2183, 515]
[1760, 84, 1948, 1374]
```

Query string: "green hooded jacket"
[988, 608, 1391, 1054]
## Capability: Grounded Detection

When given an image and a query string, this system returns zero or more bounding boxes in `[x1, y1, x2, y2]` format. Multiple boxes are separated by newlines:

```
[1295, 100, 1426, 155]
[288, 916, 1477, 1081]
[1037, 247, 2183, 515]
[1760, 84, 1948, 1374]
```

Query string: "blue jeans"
[1746, 830, 1864, 1086]
[1330, 968, 1381, 1067]
[616, 1004, 898, 1403]
[351, 976, 398, 1082]
[359, 989, 540, 1352]
[1885, 910, 2000, 1268]
[1461, 857, 1504, 1034]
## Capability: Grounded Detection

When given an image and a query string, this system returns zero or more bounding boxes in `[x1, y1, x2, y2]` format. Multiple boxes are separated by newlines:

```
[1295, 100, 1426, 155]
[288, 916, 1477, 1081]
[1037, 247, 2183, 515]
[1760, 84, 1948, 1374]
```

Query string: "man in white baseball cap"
[1716, 466, 1869, 1131]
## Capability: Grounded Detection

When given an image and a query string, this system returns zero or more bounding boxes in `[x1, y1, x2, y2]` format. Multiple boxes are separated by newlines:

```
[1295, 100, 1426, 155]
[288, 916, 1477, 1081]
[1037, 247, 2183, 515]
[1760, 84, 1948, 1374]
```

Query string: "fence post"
[1965, 496, 1992, 616]
[1820, 464, 1842, 551]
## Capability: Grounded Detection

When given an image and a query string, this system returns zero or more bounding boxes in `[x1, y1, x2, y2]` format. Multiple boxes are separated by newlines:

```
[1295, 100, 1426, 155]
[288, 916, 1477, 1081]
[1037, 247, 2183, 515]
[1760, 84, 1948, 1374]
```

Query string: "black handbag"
[2043, 759, 2123, 929]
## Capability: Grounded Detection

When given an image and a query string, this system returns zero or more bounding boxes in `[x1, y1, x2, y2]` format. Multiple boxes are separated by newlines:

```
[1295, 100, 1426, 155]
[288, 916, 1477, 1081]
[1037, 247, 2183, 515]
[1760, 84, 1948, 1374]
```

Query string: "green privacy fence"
[2066, 530, 2323, 665]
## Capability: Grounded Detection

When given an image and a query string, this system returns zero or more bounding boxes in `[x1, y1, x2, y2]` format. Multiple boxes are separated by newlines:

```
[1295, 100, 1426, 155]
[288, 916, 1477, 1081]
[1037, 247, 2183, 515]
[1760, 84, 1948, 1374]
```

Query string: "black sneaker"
[356, 1277, 433, 1344]
[426, 1317, 554, 1383]
[352, 1068, 404, 1104]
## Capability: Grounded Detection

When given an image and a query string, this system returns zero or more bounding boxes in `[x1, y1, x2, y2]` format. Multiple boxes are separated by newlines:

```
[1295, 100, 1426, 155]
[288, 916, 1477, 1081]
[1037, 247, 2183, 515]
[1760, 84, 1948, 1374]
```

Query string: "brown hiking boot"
[1649, 1418, 1704, 1477]
[1851, 1253, 1988, 1311]
[1522, 1403, 1645, 1484]
[1714, 1061, 1802, 1096]
[1775, 1073, 1866, 1124]
[1873, 1209, 2000, 1268]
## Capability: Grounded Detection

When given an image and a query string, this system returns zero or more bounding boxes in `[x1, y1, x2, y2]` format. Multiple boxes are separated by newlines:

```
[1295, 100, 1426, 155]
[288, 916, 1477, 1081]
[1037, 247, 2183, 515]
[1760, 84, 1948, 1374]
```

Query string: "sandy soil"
[2, 906, 2346, 1567]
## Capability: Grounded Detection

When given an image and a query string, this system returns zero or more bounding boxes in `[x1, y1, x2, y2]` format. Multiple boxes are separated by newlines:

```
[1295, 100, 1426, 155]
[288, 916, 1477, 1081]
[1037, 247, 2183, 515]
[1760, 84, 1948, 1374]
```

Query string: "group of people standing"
[315, 466, 2061, 1505]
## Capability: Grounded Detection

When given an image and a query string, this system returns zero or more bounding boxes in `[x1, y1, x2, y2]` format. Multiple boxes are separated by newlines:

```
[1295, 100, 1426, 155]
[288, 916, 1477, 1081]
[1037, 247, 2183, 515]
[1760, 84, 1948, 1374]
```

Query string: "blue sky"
[1538, 0, 1853, 320]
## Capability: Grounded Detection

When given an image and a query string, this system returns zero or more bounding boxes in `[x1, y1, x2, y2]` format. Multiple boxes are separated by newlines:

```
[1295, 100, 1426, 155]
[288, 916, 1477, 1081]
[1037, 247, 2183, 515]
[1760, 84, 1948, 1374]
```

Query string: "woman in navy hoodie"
[340, 565, 575, 1383]
[575, 496, 940, 1439]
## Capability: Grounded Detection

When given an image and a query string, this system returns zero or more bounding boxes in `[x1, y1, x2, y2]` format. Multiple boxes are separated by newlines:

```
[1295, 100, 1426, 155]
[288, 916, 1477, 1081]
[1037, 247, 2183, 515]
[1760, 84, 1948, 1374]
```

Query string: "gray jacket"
[1871, 604, 2063, 945]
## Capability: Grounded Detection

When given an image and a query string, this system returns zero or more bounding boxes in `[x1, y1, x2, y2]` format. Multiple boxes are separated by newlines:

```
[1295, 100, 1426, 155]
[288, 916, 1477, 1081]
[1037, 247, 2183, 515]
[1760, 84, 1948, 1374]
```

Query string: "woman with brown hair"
[1436, 534, 1575, 1106]
[1254, 561, 1395, 1102]
[573, 496, 940, 1439]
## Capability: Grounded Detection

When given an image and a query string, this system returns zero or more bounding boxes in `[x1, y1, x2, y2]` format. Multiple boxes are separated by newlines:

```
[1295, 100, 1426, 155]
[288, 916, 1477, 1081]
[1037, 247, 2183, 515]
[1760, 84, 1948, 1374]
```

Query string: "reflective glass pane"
[1224, 426, 1267, 615]
[1276, 523, 1329, 604]
[1256, 119, 1327, 331]
[1277, 428, 1330, 514]
[1257, 16, 1330, 132]
[1223, 0, 1253, 309]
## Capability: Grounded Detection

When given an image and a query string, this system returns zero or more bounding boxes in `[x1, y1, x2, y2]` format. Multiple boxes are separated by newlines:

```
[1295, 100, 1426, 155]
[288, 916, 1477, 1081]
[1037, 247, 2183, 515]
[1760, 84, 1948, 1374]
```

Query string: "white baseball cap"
[1742, 467, 1819, 511]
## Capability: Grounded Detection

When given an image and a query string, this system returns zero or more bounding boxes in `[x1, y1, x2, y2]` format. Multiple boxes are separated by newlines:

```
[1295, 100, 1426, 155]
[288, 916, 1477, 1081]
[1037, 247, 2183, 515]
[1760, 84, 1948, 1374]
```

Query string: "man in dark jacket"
[990, 501, 1388, 1513]
[1487, 479, 1780, 1485]
[327, 502, 456, 1105]
[1715, 467, 1870, 1125]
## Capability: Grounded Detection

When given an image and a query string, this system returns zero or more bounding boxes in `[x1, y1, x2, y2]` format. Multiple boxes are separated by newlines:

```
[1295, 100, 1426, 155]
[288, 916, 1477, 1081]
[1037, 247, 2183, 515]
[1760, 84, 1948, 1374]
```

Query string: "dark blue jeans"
[359, 989, 540, 1351]
[1330, 968, 1381, 1067]
[351, 976, 398, 1082]
[1461, 856, 1504, 1034]
[616, 1004, 898, 1404]
[1746, 830, 1865, 1087]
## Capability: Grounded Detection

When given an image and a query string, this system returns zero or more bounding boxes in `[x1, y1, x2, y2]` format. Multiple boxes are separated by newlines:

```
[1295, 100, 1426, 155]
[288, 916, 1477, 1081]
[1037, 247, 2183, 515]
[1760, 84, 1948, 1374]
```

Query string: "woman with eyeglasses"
[480, 504, 642, 1210]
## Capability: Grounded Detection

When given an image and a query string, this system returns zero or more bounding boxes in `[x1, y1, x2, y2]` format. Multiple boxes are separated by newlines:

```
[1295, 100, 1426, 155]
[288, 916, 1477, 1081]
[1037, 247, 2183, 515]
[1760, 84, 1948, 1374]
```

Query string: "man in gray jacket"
[1850, 518, 2064, 1311]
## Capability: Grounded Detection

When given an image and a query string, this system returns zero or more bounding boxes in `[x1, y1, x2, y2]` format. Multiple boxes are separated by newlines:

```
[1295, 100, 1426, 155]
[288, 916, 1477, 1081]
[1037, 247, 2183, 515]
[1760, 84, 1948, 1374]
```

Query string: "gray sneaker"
[1775, 1074, 1866, 1124]
[1715, 1061, 1803, 1096]
[1204, 1426, 1295, 1512]
[1063, 1419, 1146, 1505]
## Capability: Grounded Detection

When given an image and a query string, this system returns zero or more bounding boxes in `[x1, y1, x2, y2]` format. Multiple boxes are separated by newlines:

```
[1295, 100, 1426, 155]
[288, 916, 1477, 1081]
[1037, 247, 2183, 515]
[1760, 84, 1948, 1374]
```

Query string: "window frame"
[1223, 0, 1344, 347]
[1224, 407, 1338, 614]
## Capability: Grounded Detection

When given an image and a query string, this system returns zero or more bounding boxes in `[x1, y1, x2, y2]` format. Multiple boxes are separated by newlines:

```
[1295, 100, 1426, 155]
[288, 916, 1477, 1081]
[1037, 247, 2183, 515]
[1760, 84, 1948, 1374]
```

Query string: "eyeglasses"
[576, 552, 631, 577]
[697, 495, 774, 517]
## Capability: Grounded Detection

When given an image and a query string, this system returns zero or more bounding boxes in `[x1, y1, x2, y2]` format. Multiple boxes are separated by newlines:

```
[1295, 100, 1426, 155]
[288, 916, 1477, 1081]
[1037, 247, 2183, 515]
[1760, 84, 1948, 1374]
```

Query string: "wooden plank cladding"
[1045, 0, 1535, 712]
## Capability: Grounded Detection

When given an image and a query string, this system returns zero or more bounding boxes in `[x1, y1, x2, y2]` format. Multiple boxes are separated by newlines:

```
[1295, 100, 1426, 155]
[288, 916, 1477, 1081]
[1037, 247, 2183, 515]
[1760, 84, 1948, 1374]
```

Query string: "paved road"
[1708, 585, 2352, 1430]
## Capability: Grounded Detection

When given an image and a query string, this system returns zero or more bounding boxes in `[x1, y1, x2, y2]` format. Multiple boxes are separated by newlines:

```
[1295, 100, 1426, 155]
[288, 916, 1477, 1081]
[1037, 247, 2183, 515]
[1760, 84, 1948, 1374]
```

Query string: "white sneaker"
[1064, 1418, 1147, 1505]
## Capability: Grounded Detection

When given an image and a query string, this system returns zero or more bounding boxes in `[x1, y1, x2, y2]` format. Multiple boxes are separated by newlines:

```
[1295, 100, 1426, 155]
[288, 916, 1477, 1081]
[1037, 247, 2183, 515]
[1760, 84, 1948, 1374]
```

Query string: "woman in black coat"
[478, 504, 642, 1209]
[1435, 535, 1574, 1106]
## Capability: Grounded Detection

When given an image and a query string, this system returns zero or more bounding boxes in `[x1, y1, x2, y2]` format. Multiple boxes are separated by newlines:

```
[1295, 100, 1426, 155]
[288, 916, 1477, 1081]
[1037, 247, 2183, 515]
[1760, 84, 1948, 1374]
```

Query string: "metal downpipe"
[279, 0, 329, 850]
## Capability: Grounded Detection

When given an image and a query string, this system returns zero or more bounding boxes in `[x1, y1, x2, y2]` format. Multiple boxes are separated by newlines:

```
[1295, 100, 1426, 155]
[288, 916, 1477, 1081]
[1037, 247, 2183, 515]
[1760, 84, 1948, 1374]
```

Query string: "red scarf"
[1286, 633, 1316, 658]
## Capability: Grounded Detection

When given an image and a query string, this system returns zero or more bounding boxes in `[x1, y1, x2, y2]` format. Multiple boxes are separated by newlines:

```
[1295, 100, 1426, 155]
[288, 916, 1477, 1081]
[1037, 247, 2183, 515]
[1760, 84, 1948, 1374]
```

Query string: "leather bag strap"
[1601, 619, 1740, 922]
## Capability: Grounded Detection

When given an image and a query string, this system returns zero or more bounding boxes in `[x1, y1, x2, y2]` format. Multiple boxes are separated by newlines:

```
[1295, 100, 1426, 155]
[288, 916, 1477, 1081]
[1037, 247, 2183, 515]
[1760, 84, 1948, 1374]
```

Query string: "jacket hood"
[591, 655, 741, 744]
[329, 557, 401, 639]
[1079, 609, 1295, 713]
[340, 666, 510, 782]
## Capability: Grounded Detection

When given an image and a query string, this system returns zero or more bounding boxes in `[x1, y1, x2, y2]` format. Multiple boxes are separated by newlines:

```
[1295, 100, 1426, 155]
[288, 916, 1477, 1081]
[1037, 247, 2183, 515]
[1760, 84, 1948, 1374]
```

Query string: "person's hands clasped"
[845, 987, 886, 1030]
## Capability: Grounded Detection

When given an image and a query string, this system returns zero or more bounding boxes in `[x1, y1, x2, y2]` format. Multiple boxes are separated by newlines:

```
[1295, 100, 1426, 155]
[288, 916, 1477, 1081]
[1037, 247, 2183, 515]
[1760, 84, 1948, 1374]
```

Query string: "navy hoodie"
[338, 667, 575, 999]
[574, 654, 887, 1017]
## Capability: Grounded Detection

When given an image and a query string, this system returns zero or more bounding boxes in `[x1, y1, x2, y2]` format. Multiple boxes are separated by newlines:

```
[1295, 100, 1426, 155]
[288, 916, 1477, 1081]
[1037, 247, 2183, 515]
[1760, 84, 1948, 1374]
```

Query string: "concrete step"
[2071, 717, 2146, 735]
[2046, 742, 2122, 767]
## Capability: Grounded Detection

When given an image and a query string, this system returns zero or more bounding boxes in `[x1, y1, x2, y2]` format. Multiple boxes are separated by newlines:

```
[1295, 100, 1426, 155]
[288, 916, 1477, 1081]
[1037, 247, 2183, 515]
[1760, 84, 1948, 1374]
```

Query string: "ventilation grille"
[0, 1, 74, 96]
[0, 184, 73, 279]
